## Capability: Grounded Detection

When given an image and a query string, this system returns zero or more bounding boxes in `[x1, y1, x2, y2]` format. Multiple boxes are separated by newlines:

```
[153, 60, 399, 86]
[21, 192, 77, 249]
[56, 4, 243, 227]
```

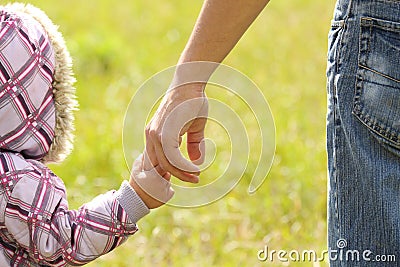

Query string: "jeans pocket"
[353, 17, 400, 152]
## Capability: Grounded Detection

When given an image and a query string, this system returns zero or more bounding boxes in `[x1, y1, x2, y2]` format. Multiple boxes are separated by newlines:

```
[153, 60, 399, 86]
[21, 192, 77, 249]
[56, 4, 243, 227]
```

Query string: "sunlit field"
[12, 0, 336, 266]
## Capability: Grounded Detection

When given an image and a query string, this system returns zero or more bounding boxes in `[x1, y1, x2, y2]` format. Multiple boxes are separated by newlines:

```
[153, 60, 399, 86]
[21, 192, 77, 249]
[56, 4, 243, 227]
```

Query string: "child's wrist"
[129, 178, 166, 209]
[115, 181, 150, 223]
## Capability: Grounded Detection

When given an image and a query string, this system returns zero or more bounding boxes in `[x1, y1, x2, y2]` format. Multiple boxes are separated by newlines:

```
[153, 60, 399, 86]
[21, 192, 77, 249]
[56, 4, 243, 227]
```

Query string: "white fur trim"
[4, 3, 78, 163]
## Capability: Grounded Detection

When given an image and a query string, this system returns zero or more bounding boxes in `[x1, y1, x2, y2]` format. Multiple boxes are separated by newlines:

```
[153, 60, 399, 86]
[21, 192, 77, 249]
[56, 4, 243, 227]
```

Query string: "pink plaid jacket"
[0, 4, 149, 266]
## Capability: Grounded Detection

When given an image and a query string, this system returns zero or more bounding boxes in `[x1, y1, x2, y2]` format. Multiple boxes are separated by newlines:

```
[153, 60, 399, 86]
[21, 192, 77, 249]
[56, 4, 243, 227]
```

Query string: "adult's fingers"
[161, 97, 206, 173]
[145, 126, 199, 182]
[187, 97, 208, 165]
[187, 137, 206, 166]
[143, 144, 156, 171]
[162, 139, 201, 174]
[186, 117, 207, 165]
[142, 146, 172, 180]
[153, 140, 200, 183]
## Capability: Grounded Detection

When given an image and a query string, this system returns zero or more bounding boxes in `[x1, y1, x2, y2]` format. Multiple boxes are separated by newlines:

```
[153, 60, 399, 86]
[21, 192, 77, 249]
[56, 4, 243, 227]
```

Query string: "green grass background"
[10, 0, 336, 266]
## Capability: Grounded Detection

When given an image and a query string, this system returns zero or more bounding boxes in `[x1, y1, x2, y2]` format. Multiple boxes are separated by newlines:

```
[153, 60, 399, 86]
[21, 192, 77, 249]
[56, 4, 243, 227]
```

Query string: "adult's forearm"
[145, 1, 269, 181]
[179, 0, 269, 64]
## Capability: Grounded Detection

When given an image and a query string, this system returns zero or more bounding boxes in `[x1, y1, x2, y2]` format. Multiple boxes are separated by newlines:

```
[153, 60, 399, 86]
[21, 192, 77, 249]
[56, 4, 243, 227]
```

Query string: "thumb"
[161, 97, 206, 173]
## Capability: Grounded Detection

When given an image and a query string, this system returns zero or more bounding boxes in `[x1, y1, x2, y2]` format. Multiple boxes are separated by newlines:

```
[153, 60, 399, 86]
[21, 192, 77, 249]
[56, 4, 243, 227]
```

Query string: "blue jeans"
[327, 0, 400, 266]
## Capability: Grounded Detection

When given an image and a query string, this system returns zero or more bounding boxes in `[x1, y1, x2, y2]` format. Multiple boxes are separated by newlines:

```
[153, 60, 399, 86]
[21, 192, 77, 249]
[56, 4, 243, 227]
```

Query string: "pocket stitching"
[359, 17, 400, 83]
[359, 65, 400, 83]
[353, 17, 400, 146]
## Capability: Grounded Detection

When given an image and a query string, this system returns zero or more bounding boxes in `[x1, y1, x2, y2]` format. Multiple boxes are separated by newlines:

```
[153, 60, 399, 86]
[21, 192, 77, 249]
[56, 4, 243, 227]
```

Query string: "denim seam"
[335, 23, 346, 74]
[332, 75, 341, 246]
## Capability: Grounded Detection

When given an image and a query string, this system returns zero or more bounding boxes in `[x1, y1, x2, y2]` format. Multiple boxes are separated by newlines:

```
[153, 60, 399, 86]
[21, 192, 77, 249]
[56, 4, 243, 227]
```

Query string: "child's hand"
[129, 154, 174, 209]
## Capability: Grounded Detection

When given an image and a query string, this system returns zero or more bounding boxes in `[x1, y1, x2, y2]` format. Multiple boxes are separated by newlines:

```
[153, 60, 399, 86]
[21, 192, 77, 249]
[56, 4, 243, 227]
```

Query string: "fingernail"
[192, 176, 200, 183]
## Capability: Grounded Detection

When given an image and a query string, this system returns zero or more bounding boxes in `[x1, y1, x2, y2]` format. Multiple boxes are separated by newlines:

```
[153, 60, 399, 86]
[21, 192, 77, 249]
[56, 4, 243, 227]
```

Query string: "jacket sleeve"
[4, 159, 150, 266]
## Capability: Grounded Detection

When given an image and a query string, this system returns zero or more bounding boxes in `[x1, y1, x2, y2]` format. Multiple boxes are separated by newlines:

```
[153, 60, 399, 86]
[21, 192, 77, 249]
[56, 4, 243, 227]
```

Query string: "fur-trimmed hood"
[0, 3, 77, 163]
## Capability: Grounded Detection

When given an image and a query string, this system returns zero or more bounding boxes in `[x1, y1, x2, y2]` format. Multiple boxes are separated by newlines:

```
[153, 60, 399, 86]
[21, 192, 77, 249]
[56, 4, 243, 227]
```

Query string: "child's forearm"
[2, 156, 148, 266]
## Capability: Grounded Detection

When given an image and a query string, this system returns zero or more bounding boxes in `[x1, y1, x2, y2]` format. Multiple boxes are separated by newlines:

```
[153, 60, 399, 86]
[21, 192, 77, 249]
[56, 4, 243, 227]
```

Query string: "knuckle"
[146, 128, 159, 139]
[145, 126, 152, 137]
[157, 132, 164, 141]
[158, 161, 168, 172]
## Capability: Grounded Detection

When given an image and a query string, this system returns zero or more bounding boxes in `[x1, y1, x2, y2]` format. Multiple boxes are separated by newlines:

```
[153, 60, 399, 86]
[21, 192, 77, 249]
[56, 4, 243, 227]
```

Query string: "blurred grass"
[12, 0, 336, 266]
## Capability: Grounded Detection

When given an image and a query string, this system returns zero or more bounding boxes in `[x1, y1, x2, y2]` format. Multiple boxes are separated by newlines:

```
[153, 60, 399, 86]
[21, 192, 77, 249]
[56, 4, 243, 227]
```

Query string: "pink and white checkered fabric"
[0, 6, 149, 266]
[0, 9, 56, 160]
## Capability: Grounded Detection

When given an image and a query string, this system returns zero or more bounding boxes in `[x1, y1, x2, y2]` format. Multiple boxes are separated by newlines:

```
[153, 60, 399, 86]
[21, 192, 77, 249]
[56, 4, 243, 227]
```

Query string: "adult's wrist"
[169, 61, 219, 91]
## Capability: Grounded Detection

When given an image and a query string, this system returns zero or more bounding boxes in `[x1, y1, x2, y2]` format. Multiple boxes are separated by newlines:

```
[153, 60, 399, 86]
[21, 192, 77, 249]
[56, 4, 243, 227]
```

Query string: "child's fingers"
[138, 151, 171, 181]
[131, 153, 175, 205]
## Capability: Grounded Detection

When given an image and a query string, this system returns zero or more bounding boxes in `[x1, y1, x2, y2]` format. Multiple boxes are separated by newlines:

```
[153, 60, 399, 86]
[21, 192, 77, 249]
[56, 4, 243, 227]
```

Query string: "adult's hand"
[144, 0, 268, 183]
[145, 82, 208, 183]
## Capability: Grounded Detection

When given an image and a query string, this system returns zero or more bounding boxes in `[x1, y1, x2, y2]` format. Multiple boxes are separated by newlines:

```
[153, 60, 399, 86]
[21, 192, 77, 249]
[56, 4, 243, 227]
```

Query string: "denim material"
[327, 0, 400, 266]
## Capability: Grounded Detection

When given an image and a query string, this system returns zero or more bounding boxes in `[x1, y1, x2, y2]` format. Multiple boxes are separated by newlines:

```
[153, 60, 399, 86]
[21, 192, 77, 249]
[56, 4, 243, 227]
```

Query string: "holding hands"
[129, 0, 270, 208]
[129, 154, 174, 209]
[144, 82, 208, 183]
[130, 82, 208, 208]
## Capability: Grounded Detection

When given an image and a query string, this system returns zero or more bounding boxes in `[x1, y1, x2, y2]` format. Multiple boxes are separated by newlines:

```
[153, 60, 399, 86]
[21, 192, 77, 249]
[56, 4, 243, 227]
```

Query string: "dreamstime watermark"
[257, 239, 396, 263]
[123, 62, 276, 208]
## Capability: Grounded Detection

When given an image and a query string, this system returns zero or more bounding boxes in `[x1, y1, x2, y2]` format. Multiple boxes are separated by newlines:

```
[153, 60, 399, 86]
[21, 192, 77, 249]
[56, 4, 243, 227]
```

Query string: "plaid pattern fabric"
[0, 152, 138, 266]
[0, 8, 56, 160]
[0, 7, 146, 266]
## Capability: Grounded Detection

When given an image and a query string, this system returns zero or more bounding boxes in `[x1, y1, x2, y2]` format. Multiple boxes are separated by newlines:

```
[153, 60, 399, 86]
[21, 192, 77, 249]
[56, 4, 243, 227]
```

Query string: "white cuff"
[115, 181, 150, 223]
